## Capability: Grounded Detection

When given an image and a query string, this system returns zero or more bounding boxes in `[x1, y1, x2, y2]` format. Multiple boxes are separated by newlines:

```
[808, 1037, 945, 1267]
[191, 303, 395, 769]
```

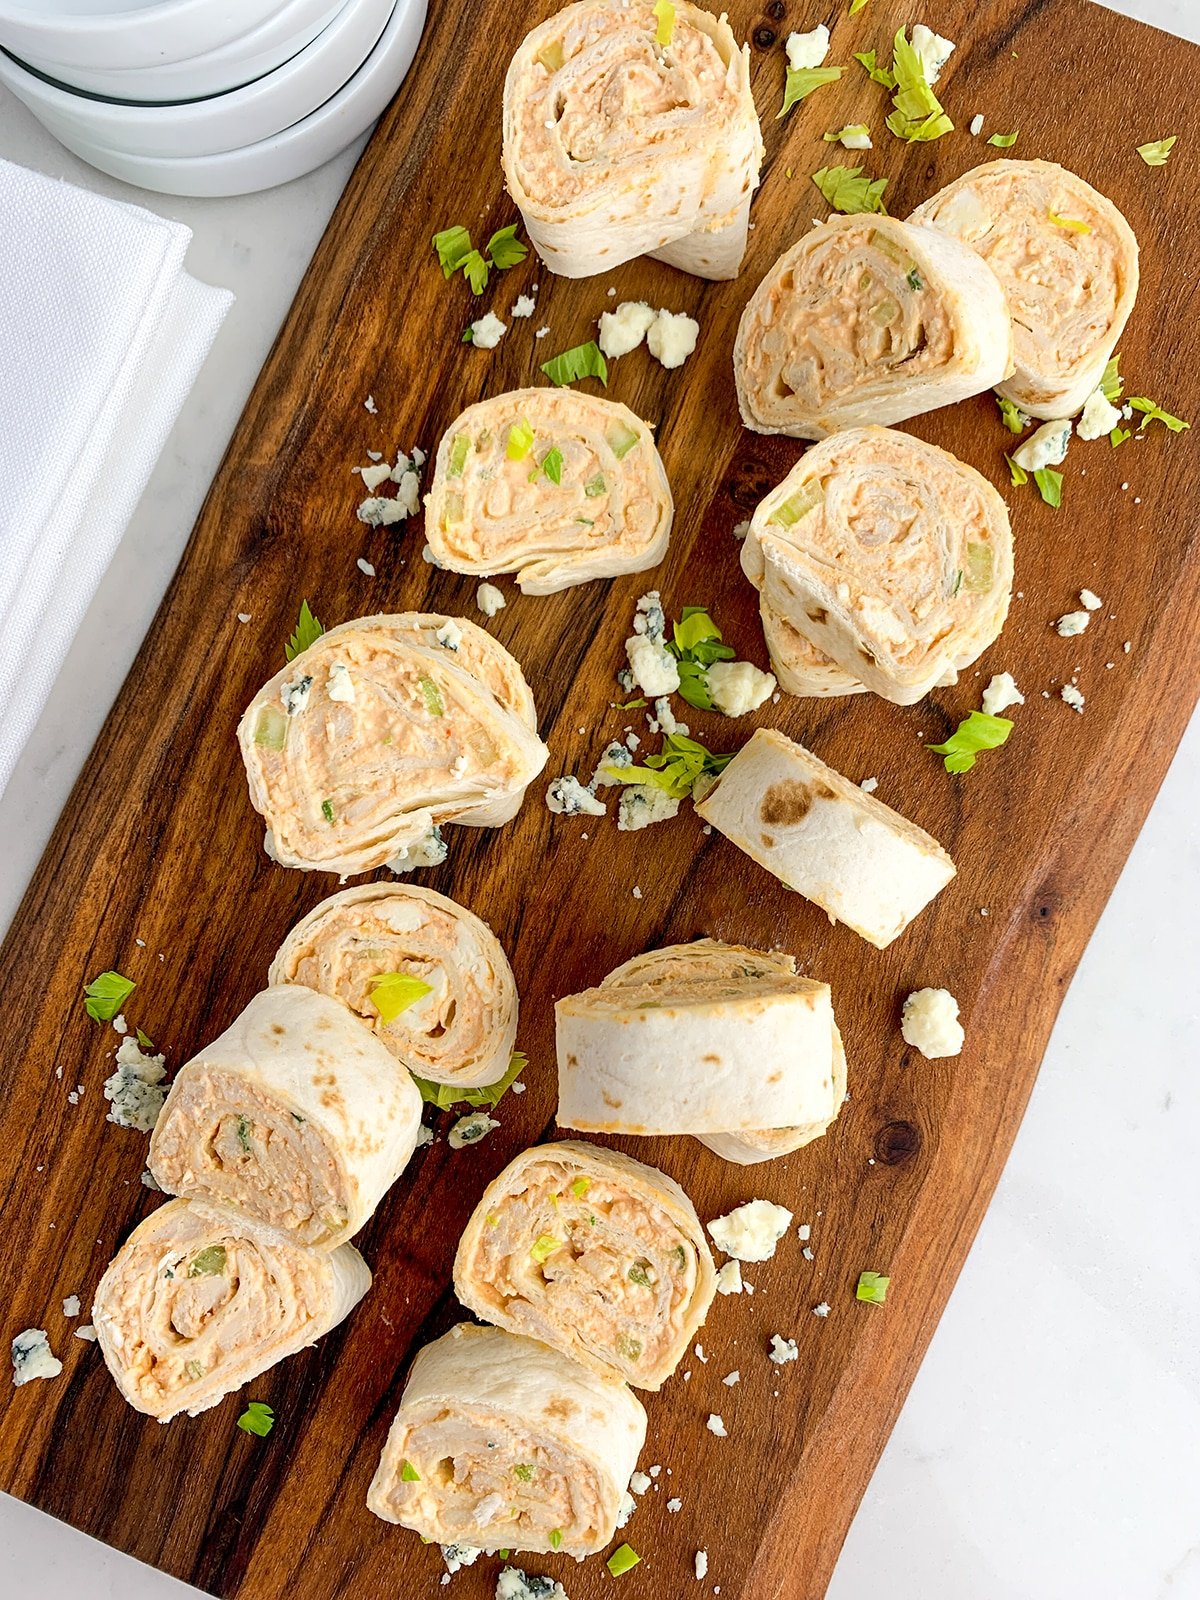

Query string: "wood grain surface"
[1, 1, 1197, 1595]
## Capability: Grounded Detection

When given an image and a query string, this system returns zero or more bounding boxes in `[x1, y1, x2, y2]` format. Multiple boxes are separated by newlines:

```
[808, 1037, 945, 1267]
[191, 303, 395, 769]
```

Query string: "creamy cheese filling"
[150, 1070, 349, 1246]
[383, 1407, 605, 1547]
[740, 225, 954, 427]
[470, 1159, 699, 1381]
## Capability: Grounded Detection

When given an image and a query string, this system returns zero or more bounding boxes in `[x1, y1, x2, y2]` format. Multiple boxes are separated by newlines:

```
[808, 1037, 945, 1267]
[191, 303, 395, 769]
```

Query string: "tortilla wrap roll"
[269, 883, 517, 1090]
[734, 214, 1013, 439]
[694, 728, 956, 948]
[503, 0, 763, 281]
[424, 388, 673, 593]
[556, 938, 842, 1139]
[741, 427, 1013, 706]
[454, 1140, 715, 1389]
[92, 1197, 370, 1422]
[760, 598, 866, 699]
[367, 1322, 647, 1556]
[148, 986, 423, 1250]
[238, 613, 549, 877]
[909, 158, 1139, 419]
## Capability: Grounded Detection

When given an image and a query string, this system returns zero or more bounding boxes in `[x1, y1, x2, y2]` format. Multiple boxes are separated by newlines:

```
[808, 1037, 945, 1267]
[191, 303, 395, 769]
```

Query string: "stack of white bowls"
[0, 0, 426, 196]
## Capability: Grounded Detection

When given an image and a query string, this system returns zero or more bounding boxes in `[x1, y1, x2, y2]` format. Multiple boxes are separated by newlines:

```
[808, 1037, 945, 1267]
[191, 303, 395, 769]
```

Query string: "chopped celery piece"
[535, 38, 563, 72]
[584, 472, 606, 497]
[188, 1245, 227, 1278]
[771, 481, 824, 527]
[418, 676, 445, 716]
[253, 704, 288, 750]
[447, 434, 470, 477]
[963, 541, 993, 592]
[443, 490, 464, 526]
[606, 420, 640, 458]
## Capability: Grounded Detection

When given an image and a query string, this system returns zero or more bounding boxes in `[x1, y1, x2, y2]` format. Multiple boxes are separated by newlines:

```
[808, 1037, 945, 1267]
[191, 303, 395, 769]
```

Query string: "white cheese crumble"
[598, 300, 656, 359]
[496, 1568, 568, 1600]
[706, 659, 776, 717]
[62, 1295, 81, 1318]
[653, 697, 688, 738]
[1013, 418, 1072, 473]
[356, 558, 376, 577]
[708, 1199, 793, 1262]
[1080, 588, 1103, 610]
[667, 1496, 683, 1512]
[715, 1260, 744, 1295]
[546, 776, 607, 817]
[769, 1334, 799, 1365]
[510, 295, 537, 319]
[797, 1223, 811, 1241]
[695, 1550, 709, 1580]
[969, 113, 984, 136]
[785, 24, 829, 69]
[364, 394, 378, 414]
[387, 825, 448, 873]
[1061, 683, 1086, 712]
[280, 674, 312, 716]
[813, 1302, 831, 1318]
[1077, 388, 1123, 441]
[112, 1013, 127, 1035]
[449, 1111, 500, 1149]
[625, 632, 680, 696]
[705, 1414, 727, 1438]
[141, 1168, 160, 1190]
[900, 988, 965, 1059]
[835, 126, 872, 149]
[359, 462, 393, 493]
[860, 776, 878, 793]
[629, 1471, 652, 1494]
[469, 311, 507, 349]
[326, 661, 356, 702]
[422, 542, 443, 566]
[615, 1490, 636, 1529]
[647, 309, 700, 370]
[104, 1038, 168, 1132]
[477, 582, 506, 617]
[441, 1543, 482, 1575]
[911, 23, 955, 81]
[722, 1370, 740, 1386]
[535, 325, 551, 339]
[436, 620, 463, 652]
[12, 1329, 62, 1386]
[75, 1325, 97, 1342]
[1056, 610, 1090, 637]
[982, 671, 1024, 717]
[617, 786, 680, 831]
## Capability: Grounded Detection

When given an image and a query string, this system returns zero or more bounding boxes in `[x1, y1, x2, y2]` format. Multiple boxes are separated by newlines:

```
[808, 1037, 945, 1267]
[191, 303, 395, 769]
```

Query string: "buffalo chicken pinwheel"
[424, 389, 672, 593]
[556, 939, 845, 1157]
[368, 1323, 647, 1557]
[734, 214, 1013, 438]
[238, 613, 548, 877]
[502, 0, 763, 280]
[454, 1140, 715, 1388]
[148, 986, 423, 1249]
[741, 427, 1013, 705]
[909, 158, 1139, 418]
[695, 729, 956, 948]
[759, 598, 866, 700]
[269, 883, 518, 1090]
[92, 1198, 370, 1422]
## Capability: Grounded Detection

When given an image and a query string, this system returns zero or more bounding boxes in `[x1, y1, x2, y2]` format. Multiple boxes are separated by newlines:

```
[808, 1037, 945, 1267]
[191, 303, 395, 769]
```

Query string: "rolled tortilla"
[424, 388, 672, 593]
[760, 598, 866, 699]
[368, 1323, 647, 1556]
[502, 0, 763, 281]
[148, 986, 423, 1249]
[454, 1140, 715, 1389]
[694, 728, 956, 948]
[92, 1198, 370, 1422]
[269, 883, 517, 1090]
[697, 1021, 848, 1165]
[238, 613, 548, 876]
[556, 938, 843, 1138]
[741, 427, 1013, 706]
[909, 158, 1139, 419]
[734, 214, 1013, 438]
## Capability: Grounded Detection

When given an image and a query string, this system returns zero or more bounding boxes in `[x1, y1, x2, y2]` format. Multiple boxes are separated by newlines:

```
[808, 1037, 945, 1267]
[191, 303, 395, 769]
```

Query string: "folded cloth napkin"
[0, 158, 233, 798]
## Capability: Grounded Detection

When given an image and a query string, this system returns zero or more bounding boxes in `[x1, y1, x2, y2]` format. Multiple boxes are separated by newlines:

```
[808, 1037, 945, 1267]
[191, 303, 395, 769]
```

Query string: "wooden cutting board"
[2, 0, 1197, 1594]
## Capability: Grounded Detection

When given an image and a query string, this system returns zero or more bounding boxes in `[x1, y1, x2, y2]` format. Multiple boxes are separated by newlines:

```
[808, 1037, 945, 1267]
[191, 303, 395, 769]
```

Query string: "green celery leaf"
[811, 163, 888, 214]
[485, 223, 528, 269]
[83, 970, 135, 1023]
[778, 65, 843, 121]
[927, 710, 1014, 773]
[540, 340, 608, 388]
[432, 225, 472, 277]
[284, 599, 324, 663]
[1137, 136, 1177, 166]
[1033, 467, 1063, 507]
[237, 1401, 274, 1437]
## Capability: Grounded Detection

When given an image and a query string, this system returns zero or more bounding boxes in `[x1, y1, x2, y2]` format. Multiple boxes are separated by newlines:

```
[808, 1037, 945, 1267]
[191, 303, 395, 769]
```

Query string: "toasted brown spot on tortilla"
[761, 779, 813, 827]
[807, 607, 828, 625]
[761, 832, 775, 848]
[544, 1397, 576, 1421]
[602, 1091, 623, 1109]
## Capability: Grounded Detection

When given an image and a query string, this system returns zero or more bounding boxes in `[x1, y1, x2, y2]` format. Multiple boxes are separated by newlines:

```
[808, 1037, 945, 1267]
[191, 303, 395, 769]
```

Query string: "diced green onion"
[549, 1529, 563, 1551]
[607, 1543, 641, 1576]
[447, 434, 471, 477]
[513, 1463, 535, 1481]
[541, 446, 564, 485]
[770, 481, 824, 527]
[673, 1244, 687, 1268]
[507, 419, 535, 460]
[1048, 210, 1091, 233]
[906, 266, 924, 290]
[400, 1459, 421, 1481]
[321, 799, 335, 824]
[418, 676, 445, 715]
[530, 1234, 562, 1264]
[184, 1360, 204, 1381]
[188, 1245, 227, 1278]
[605, 420, 640, 459]
[570, 1176, 592, 1198]
[615, 1332, 642, 1362]
[628, 1258, 655, 1287]
[584, 472, 607, 497]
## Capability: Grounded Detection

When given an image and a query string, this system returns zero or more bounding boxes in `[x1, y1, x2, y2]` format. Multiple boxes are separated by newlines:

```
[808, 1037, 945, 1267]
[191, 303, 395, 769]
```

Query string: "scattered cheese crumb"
[797, 1224, 811, 1242]
[911, 22, 955, 81]
[356, 558, 376, 577]
[632, 885, 642, 899]
[11, 1329, 61, 1386]
[813, 1302, 831, 1318]
[359, 462, 393, 493]
[510, 294, 536, 319]
[982, 671, 1024, 717]
[447, 1112, 500, 1149]
[1013, 418, 1072, 473]
[715, 1260, 744, 1295]
[706, 659, 776, 717]
[708, 1199, 793, 1262]
[62, 1296, 81, 1319]
[104, 1038, 167, 1132]
[469, 311, 507, 349]
[615, 1490, 637, 1529]
[785, 24, 829, 69]
[364, 394, 378, 414]
[535, 325, 551, 339]
[1061, 683, 1086, 712]
[859, 776, 878, 793]
[901, 988, 965, 1059]
[546, 776, 606, 817]
[1077, 389, 1123, 441]
[705, 1414, 727, 1438]
[694, 1343, 708, 1364]
[112, 1013, 127, 1036]
[769, 1334, 799, 1365]
[1056, 611, 1091, 637]
[647, 309, 700, 370]
[1080, 588, 1103, 610]
[969, 113, 984, 136]
[598, 300, 656, 359]
[629, 1471, 652, 1495]
[695, 1550, 709, 1581]
[722, 1370, 740, 1386]
[237, 612, 252, 623]
[477, 582, 506, 617]
[667, 1497, 683, 1513]
[75, 1325, 97, 1343]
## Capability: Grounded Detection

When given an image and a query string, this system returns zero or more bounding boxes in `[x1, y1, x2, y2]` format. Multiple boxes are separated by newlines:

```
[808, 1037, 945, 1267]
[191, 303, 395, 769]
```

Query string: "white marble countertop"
[1, 3, 1198, 1596]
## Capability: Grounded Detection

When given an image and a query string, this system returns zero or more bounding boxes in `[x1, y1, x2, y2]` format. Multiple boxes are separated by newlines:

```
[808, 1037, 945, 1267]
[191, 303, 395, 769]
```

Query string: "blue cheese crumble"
[448, 1112, 500, 1149]
[591, 741, 632, 789]
[388, 827, 449, 873]
[617, 786, 679, 831]
[280, 674, 312, 716]
[706, 659, 776, 717]
[103, 1037, 168, 1132]
[477, 583, 506, 617]
[11, 1328, 62, 1386]
[546, 776, 607, 816]
[442, 1543, 483, 1575]
[707, 1199, 793, 1261]
[326, 662, 355, 702]
[496, 1568, 569, 1600]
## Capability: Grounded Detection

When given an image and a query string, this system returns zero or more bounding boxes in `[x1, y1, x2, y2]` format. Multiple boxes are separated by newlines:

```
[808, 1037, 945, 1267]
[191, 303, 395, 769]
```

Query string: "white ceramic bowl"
[0, 0, 394, 158]
[0, 0, 294, 72]
[14, 0, 347, 103]
[28, 0, 427, 197]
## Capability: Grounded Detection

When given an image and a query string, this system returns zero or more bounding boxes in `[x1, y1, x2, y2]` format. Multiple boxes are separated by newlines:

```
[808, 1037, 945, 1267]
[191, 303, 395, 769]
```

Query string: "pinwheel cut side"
[455, 1140, 716, 1389]
[148, 986, 422, 1249]
[269, 882, 518, 1089]
[909, 158, 1139, 419]
[760, 599, 867, 699]
[695, 729, 956, 948]
[424, 388, 672, 593]
[503, 0, 763, 280]
[368, 1324, 647, 1557]
[238, 613, 548, 876]
[734, 215, 1013, 439]
[742, 426, 1013, 705]
[556, 938, 844, 1139]
[92, 1199, 370, 1421]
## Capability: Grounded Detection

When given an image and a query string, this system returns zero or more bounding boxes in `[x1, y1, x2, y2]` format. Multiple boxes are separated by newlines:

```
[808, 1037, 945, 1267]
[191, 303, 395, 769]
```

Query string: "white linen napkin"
[0, 158, 233, 797]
